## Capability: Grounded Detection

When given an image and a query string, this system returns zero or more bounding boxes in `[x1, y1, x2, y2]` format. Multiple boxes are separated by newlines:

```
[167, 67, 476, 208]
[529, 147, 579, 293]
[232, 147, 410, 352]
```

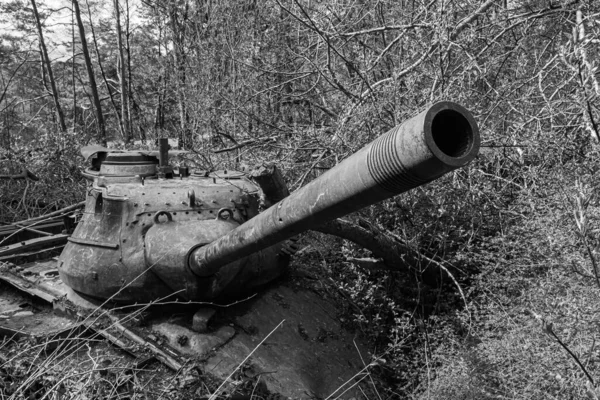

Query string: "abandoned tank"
[57, 101, 480, 304]
[1, 101, 480, 398]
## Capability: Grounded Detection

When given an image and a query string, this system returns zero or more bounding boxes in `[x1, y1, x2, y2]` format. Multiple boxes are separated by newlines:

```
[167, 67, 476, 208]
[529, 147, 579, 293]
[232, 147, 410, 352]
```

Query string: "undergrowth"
[0, 132, 85, 224]
[316, 145, 600, 399]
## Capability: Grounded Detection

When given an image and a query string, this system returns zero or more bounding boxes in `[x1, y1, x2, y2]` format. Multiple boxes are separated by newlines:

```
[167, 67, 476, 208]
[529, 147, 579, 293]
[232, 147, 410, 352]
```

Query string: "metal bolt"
[177, 335, 188, 346]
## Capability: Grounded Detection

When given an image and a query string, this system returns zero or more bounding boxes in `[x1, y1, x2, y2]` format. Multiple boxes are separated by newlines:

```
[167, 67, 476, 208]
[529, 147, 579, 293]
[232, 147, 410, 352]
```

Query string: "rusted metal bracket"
[7, 201, 84, 226]
[107, 314, 183, 371]
[0, 234, 69, 259]
[12, 224, 54, 237]
[0, 265, 57, 303]
[0, 262, 184, 371]
[80, 320, 140, 359]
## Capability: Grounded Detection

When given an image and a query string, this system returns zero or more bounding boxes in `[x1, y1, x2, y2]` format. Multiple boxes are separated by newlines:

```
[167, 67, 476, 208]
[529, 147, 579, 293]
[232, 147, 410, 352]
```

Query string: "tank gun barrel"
[188, 101, 480, 276]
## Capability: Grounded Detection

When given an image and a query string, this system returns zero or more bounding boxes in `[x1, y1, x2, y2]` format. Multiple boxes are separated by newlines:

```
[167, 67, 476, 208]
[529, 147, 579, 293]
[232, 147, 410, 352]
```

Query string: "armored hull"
[59, 164, 289, 303]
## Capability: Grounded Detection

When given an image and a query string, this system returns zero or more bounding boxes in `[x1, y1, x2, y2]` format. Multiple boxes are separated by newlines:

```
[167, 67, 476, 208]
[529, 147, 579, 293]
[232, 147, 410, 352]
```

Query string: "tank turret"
[58, 101, 480, 303]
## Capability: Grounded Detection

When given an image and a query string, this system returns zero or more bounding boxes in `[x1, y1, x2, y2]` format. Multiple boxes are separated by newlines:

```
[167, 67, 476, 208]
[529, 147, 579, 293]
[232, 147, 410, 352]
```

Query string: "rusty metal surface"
[0, 263, 60, 303]
[0, 220, 65, 246]
[80, 145, 188, 163]
[58, 161, 267, 301]
[56, 101, 479, 303]
[0, 234, 69, 259]
[190, 101, 479, 275]
[100, 153, 158, 177]
[0, 262, 183, 371]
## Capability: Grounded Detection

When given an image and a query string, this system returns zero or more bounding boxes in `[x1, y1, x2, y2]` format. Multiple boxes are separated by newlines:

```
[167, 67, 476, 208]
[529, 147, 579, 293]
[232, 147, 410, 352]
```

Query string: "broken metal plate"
[0, 235, 68, 261]
[0, 259, 369, 399]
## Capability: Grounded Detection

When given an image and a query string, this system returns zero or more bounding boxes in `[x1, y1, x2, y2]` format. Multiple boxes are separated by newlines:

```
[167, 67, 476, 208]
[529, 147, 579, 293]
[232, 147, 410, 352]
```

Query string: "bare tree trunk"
[0, 55, 28, 128]
[0, 108, 10, 150]
[168, 1, 189, 148]
[313, 219, 445, 284]
[125, 0, 136, 139]
[153, 27, 165, 132]
[114, 0, 131, 143]
[71, 5, 77, 130]
[154, 75, 164, 129]
[30, 0, 67, 133]
[2, 112, 9, 150]
[85, 0, 124, 140]
[72, 0, 106, 146]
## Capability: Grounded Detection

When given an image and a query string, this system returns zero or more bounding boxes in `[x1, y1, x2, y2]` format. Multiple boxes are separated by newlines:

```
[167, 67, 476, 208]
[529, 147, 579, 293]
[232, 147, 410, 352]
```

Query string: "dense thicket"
[1, 0, 600, 398]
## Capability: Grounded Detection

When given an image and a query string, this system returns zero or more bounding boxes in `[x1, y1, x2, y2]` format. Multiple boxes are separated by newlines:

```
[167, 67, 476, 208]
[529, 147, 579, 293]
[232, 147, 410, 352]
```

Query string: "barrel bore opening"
[431, 109, 473, 158]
